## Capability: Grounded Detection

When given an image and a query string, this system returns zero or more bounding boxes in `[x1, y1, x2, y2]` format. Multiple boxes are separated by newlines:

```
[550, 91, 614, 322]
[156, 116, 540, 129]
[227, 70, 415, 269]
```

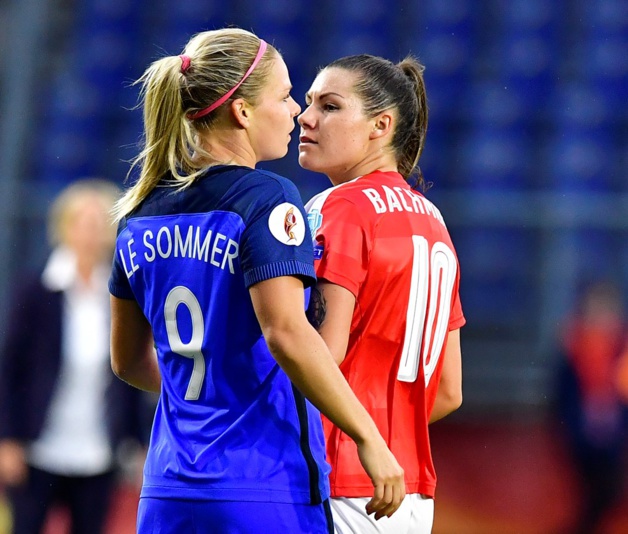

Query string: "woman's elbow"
[110, 352, 130, 381]
[450, 391, 463, 413]
[110, 358, 124, 381]
[263, 327, 293, 364]
[441, 387, 463, 415]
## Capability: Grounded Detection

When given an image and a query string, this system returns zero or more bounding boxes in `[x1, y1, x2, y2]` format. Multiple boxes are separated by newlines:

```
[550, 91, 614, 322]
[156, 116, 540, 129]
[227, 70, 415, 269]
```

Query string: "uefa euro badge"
[268, 203, 306, 246]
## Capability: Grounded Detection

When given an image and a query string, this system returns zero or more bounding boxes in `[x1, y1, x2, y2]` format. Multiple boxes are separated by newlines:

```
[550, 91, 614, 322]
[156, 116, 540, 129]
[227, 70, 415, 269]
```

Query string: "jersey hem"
[449, 315, 466, 330]
[108, 280, 135, 300]
[244, 260, 316, 288]
[329, 482, 435, 500]
[313, 268, 359, 298]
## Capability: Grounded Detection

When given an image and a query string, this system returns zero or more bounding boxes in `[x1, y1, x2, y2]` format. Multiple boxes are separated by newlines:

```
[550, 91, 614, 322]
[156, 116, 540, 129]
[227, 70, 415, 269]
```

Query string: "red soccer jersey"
[305, 171, 465, 499]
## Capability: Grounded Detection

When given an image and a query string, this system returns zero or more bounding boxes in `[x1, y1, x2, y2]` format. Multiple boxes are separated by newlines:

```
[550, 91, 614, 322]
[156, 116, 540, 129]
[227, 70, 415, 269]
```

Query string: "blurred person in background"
[554, 280, 628, 534]
[109, 28, 404, 534]
[615, 329, 628, 405]
[0, 178, 146, 534]
[299, 54, 465, 534]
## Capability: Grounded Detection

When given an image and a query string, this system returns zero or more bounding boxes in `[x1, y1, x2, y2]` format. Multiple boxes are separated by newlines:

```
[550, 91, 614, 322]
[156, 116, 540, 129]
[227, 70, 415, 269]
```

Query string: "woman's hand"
[357, 436, 406, 519]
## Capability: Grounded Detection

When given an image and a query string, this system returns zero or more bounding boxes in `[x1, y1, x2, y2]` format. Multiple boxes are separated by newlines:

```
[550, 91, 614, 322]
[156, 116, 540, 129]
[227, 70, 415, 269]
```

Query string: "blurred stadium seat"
[546, 128, 616, 191]
[453, 127, 532, 189]
[454, 227, 535, 334]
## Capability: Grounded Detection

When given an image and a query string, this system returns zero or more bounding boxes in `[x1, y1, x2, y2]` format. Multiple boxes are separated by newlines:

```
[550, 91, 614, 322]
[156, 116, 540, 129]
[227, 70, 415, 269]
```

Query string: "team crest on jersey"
[307, 209, 323, 236]
[268, 203, 305, 246]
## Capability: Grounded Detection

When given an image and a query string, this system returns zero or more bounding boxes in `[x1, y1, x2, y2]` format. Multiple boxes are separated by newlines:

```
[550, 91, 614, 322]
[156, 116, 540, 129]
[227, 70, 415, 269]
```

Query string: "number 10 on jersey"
[397, 236, 456, 385]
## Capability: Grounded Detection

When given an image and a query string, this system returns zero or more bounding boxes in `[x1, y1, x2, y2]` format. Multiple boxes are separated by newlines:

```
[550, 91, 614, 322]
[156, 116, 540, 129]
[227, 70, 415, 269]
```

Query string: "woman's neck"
[197, 128, 256, 169]
[328, 151, 398, 186]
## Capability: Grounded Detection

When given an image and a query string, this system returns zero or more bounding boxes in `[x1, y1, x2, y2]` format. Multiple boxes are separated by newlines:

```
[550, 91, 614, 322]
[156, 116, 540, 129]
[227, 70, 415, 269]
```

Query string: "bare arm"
[429, 328, 462, 423]
[250, 276, 404, 519]
[309, 280, 355, 365]
[110, 295, 161, 393]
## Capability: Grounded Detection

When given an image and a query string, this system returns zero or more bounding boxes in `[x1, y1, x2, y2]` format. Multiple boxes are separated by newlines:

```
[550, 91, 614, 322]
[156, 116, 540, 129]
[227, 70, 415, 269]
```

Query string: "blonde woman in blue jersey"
[108, 28, 404, 534]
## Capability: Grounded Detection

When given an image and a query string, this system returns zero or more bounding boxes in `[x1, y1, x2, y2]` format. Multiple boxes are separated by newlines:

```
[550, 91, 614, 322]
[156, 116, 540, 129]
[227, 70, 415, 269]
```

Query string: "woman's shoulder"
[237, 167, 299, 193]
[229, 168, 302, 204]
[221, 168, 305, 221]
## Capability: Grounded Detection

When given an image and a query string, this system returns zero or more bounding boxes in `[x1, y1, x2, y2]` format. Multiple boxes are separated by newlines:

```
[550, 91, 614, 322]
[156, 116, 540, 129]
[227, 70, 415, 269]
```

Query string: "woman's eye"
[324, 103, 339, 111]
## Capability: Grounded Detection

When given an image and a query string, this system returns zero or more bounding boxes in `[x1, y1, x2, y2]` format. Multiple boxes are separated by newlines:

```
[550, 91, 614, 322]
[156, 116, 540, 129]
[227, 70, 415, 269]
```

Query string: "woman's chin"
[261, 146, 289, 162]
[297, 153, 319, 172]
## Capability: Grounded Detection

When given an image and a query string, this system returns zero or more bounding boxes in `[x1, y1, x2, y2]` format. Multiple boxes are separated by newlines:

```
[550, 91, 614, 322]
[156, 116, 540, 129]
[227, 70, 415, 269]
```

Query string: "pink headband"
[187, 40, 268, 121]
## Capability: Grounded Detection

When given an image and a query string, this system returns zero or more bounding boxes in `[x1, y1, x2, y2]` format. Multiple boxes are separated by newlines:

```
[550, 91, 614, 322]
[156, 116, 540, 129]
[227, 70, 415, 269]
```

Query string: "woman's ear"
[230, 98, 251, 129]
[370, 112, 393, 140]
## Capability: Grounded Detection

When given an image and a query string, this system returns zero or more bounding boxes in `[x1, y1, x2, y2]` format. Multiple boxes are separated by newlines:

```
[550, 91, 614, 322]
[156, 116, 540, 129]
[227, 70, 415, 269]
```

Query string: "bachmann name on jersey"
[362, 185, 445, 224]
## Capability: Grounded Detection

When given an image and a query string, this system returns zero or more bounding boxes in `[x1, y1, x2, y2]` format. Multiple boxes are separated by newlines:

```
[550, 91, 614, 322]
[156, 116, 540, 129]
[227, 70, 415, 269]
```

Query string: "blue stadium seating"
[454, 227, 535, 333]
[546, 128, 616, 191]
[30, 0, 628, 337]
[453, 127, 532, 190]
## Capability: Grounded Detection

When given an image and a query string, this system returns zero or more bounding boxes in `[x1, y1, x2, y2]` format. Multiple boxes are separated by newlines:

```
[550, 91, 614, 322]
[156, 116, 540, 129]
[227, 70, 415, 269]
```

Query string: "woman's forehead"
[310, 67, 358, 96]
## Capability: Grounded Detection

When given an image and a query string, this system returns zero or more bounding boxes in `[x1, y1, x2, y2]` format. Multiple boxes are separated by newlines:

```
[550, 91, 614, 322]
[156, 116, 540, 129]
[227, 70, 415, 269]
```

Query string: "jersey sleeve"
[448, 264, 466, 331]
[313, 195, 370, 297]
[108, 218, 136, 300]
[238, 173, 316, 289]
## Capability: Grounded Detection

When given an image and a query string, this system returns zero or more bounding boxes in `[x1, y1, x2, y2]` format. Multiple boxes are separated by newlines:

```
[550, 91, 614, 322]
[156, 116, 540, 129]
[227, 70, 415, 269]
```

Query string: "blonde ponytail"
[113, 28, 276, 222]
[112, 56, 197, 221]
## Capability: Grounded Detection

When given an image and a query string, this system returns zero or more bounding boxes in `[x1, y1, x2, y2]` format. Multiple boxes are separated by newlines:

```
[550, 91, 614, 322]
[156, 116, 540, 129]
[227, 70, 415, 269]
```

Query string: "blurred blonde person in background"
[0, 179, 145, 534]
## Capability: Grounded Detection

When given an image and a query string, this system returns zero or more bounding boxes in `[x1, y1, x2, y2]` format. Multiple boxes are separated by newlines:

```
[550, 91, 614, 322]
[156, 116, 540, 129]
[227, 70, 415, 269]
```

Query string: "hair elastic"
[187, 39, 268, 121]
[179, 55, 191, 74]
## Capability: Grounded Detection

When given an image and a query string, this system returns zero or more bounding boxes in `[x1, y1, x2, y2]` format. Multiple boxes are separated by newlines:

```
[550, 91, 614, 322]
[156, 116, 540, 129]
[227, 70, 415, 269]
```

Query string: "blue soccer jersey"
[109, 165, 330, 504]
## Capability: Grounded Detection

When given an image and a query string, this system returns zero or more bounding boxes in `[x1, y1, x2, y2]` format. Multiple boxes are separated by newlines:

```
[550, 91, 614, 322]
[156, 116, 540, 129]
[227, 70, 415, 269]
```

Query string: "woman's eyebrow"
[304, 91, 345, 101]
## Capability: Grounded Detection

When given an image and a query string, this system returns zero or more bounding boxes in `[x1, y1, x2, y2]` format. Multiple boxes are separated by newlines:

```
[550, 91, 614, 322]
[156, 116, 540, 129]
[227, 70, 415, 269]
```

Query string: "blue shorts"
[137, 497, 334, 534]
